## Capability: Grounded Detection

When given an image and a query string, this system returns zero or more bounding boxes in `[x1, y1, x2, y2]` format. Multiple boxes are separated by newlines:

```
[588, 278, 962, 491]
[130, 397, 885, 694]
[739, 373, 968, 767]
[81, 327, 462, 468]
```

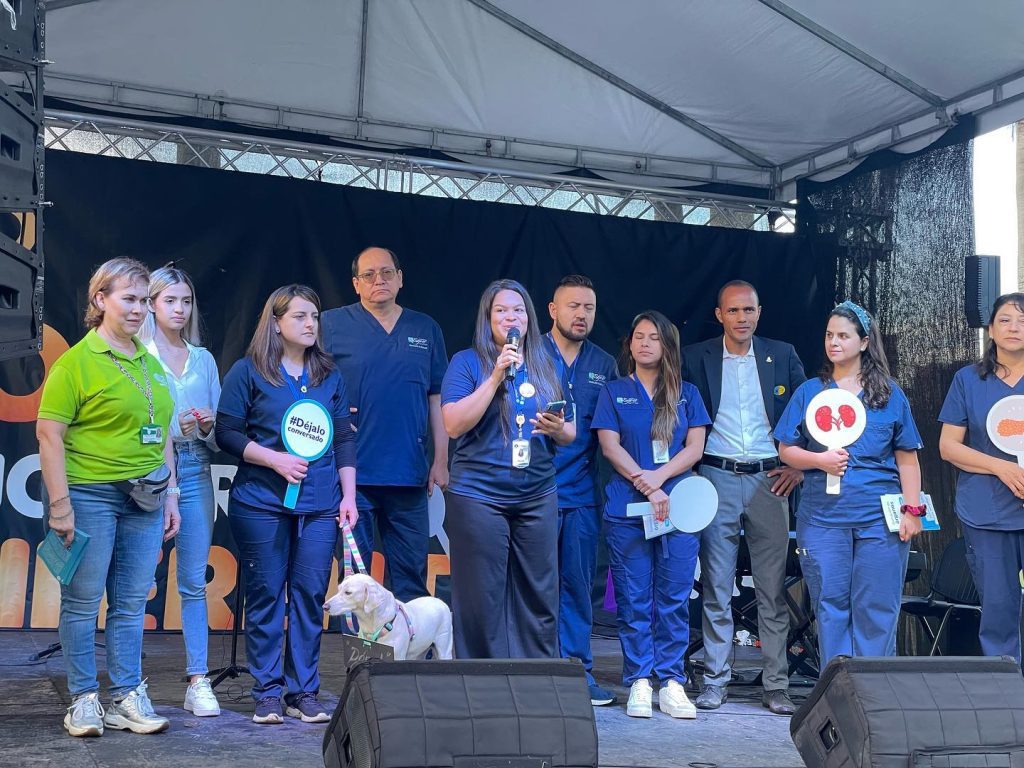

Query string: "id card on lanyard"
[107, 352, 162, 444]
[633, 375, 669, 464]
[511, 368, 532, 468]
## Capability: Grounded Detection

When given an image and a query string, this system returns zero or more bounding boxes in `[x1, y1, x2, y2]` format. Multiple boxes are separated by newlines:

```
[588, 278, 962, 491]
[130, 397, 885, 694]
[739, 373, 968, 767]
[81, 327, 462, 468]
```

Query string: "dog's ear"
[363, 581, 390, 615]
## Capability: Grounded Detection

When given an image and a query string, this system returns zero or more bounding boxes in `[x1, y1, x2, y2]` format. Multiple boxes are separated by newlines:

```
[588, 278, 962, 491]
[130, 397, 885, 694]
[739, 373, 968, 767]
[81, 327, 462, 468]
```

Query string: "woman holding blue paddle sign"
[216, 284, 357, 726]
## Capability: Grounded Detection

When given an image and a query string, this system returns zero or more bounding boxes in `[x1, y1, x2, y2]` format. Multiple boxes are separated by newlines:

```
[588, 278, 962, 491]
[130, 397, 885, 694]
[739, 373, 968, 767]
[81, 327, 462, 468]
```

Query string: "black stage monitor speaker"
[0, 0, 43, 68]
[965, 255, 1000, 329]
[791, 656, 1024, 768]
[324, 658, 598, 768]
[0, 211, 41, 361]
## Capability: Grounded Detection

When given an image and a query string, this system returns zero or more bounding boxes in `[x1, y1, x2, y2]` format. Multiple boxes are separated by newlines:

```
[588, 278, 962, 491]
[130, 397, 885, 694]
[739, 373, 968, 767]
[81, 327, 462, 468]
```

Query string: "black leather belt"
[701, 454, 780, 475]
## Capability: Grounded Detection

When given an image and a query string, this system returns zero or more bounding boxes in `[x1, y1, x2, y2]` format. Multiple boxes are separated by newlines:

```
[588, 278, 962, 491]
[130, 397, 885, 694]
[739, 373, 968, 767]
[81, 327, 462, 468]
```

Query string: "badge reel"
[512, 413, 531, 468]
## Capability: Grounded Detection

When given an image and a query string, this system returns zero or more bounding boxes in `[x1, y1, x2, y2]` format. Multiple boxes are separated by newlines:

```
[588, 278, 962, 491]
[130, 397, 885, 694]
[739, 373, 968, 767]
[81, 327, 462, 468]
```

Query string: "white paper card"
[880, 492, 941, 533]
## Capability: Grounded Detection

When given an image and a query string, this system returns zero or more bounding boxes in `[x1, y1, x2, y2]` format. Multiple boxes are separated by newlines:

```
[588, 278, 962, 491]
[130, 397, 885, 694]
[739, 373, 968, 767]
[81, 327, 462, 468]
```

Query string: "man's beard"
[557, 319, 589, 342]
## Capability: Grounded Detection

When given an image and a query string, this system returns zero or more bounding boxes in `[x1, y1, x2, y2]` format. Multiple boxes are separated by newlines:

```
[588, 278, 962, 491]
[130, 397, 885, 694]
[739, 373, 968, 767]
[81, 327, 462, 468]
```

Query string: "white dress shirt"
[704, 338, 776, 461]
[145, 339, 221, 448]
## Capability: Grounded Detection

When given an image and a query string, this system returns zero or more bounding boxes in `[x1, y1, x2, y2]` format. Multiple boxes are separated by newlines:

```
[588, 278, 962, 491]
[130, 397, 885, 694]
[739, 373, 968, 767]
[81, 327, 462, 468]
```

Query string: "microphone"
[506, 327, 521, 380]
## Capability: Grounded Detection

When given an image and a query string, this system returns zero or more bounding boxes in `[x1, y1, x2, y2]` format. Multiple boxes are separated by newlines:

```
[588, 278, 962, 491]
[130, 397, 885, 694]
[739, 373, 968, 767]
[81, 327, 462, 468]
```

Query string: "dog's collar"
[362, 602, 416, 644]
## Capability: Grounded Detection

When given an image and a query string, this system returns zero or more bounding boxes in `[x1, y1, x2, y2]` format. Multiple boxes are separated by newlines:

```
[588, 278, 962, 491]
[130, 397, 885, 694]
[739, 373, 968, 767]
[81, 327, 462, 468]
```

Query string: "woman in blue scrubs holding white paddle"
[939, 293, 1024, 663]
[774, 302, 924, 667]
[216, 285, 357, 725]
[593, 310, 710, 720]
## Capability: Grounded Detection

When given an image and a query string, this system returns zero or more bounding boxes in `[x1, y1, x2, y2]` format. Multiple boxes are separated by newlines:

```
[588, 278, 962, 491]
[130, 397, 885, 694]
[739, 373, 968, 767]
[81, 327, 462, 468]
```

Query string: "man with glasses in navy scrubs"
[322, 247, 449, 601]
[542, 275, 619, 707]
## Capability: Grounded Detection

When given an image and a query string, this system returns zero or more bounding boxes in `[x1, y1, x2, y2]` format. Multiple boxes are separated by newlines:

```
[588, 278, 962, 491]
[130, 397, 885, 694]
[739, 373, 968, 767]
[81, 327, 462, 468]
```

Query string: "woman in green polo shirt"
[37, 257, 181, 739]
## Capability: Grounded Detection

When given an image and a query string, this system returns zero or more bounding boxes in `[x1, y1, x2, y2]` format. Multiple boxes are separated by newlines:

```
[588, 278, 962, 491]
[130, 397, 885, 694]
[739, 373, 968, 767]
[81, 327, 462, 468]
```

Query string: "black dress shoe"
[761, 689, 796, 715]
[695, 684, 728, 710]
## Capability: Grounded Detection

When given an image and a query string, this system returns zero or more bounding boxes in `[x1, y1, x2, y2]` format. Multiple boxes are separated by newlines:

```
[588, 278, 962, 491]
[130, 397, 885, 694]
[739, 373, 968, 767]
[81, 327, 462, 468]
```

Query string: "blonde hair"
[84, 257, 151, 329]
[138, 265, 203, 346]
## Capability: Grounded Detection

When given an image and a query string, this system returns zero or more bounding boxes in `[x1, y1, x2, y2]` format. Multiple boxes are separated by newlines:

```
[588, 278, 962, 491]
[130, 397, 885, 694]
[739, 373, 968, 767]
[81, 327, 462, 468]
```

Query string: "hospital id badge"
[652, 439, 670, 464]
[140, 424, 163, 445]
[512, 438, 531, 468]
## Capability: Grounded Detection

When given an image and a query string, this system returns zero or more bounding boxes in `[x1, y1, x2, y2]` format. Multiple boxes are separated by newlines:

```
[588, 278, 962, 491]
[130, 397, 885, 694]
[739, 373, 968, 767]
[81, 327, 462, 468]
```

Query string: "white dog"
[323, 573, 454, 660]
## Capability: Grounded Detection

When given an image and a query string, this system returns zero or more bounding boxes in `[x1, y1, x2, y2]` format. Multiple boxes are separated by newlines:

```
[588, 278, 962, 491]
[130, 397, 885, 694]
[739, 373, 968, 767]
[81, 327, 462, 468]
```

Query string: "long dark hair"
[978, 293, 1024, 380]
[471, 279, 561, 441]
[247, 284, 334, 387]
[621, 310, 682, 444]
[819, 304, 892, 409]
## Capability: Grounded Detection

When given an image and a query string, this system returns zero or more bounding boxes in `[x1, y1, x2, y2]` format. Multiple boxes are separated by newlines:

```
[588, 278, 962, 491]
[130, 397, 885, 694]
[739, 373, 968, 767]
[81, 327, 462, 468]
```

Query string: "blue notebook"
[37, 529, 91, 586]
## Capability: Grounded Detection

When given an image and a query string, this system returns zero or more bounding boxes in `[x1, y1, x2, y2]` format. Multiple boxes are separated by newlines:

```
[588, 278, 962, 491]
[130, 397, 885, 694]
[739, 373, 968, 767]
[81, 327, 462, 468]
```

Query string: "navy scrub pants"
[445, 490, 559, 659]
[349, 485, 430, 602]
[228, 500, 338, 703]
[962, 523, 1024, 663]
[557, 505, 601, 685]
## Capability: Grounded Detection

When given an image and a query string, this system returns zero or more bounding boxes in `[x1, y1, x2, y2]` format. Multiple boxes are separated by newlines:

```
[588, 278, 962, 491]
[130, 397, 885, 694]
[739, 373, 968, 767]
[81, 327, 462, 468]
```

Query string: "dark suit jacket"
[680, 335, 807, 430]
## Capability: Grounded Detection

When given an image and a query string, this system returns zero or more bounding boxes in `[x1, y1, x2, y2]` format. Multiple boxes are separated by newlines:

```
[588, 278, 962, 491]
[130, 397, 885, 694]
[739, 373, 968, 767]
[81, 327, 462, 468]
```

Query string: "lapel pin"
[766, 356, 773, 363]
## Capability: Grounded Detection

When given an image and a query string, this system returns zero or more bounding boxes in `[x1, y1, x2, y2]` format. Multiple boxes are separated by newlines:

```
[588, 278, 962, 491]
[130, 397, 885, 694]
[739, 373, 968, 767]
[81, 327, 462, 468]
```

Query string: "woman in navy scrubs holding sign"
[592, 310, 710, 720]
[939, 293, 1024, 663]
[774, 302, 923, 667]
[441, 279, 575, 660]
[216, 285, 357, 725]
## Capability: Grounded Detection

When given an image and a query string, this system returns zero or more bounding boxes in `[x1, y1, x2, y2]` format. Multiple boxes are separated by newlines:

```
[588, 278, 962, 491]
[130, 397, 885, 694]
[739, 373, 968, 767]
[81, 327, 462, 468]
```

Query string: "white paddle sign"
[625, 475, 719, 538]
[986, 395, 1024, 468]
[280, 399, 334, 509]
[804, 388, 866, 495]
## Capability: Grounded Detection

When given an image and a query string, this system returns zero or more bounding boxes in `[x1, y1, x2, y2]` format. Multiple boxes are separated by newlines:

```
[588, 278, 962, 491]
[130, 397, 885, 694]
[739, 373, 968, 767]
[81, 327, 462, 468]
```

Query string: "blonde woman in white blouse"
[139, 265, 222, 717]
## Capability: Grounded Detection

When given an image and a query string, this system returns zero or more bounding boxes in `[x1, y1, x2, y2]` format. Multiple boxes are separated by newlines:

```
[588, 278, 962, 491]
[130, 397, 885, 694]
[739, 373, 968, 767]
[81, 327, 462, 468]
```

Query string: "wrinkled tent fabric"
[42, 0, 1024, 196]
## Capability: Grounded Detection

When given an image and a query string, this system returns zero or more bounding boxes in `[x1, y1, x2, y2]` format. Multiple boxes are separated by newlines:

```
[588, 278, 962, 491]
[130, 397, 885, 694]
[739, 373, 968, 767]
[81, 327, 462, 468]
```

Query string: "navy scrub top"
[939, 364, 1024, 530]
[441, 349, 572, 505]
[218, 357, 352, 515]
[542, 333, 619, 509]
[773, 378, 923, 528]
[591, 375, 711, 519]
[322, 303, 448, 486]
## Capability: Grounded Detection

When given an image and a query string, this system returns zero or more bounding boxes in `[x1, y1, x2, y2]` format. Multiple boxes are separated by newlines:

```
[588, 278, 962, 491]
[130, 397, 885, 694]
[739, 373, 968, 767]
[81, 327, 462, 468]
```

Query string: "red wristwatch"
[900, 503, 927, 518]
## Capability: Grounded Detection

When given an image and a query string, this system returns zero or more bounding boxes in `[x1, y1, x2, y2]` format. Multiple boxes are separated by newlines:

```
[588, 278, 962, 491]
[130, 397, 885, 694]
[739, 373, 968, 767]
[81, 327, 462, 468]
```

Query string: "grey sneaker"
[285, 692, 331, 723]
[253, 696, 283, 724]
[104, 681, 170, 734]
[184, 677, 221, 717]
[64, 692, 105, 737]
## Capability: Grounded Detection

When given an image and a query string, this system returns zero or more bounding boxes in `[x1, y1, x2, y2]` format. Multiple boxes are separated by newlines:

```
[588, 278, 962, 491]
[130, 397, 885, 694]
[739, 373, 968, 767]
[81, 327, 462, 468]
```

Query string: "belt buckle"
[733, 461, 751, 474]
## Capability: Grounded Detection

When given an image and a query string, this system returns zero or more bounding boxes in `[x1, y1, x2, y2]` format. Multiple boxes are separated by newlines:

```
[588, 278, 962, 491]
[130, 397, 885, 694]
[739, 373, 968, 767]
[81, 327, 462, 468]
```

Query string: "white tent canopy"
[43, 0, 1024, 198]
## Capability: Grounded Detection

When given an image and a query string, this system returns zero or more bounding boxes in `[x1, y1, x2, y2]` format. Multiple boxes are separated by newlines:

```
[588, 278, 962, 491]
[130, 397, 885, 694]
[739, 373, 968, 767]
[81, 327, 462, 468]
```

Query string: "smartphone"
[544, 400, 567, 415]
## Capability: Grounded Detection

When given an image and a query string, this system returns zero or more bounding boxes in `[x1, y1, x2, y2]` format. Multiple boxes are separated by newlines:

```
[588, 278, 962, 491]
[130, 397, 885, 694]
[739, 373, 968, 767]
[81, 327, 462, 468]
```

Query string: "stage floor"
[0, 630, 808, 768]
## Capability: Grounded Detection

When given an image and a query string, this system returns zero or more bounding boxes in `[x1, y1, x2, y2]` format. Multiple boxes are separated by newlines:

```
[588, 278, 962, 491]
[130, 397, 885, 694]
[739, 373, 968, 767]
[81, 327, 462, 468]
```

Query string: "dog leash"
[341, 522, 366, 634]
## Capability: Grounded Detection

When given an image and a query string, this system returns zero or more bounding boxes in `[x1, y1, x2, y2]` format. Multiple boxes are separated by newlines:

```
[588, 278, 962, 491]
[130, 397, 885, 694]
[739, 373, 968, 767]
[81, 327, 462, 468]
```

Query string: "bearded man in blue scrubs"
[542, 275, 619, 707]
[322, 247, 449, 601]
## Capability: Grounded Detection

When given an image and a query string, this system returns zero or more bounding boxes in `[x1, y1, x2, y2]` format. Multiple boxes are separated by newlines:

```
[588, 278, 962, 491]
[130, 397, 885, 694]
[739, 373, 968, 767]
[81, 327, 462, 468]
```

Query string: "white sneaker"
[659, 680, 697, 719]
[104, 680, 170, 734]
[184, 677, 221, 717]
[64, 692, 105, 737]
[626, 679, 653, 718]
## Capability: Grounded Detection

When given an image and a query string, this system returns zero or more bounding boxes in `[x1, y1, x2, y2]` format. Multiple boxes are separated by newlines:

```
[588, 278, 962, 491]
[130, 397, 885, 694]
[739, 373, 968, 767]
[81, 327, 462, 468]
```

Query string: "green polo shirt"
[37, 329, 174, 484]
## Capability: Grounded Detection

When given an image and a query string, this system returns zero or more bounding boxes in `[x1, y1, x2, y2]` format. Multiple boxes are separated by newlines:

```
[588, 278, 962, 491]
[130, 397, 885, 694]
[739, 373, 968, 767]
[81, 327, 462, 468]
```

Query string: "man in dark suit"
[681, 280, 806, 715]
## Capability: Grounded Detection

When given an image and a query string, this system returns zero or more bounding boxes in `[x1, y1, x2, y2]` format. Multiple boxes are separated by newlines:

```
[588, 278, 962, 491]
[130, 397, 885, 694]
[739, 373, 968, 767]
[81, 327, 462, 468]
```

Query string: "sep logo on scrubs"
[407, 337, 429, 350]
[588, 372, 607, 385]
[616, 397, 640, 405]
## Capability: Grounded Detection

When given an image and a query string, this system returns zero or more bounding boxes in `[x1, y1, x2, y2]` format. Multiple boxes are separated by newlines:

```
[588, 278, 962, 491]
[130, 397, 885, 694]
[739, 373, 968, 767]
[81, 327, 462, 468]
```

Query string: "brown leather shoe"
[761, 689, 795, 715]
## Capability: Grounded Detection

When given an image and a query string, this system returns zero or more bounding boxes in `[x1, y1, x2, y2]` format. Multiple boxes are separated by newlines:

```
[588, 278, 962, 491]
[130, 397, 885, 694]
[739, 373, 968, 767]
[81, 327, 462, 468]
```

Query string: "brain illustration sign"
[986, 395, 1024, 467]
[804, 388, 866, 495]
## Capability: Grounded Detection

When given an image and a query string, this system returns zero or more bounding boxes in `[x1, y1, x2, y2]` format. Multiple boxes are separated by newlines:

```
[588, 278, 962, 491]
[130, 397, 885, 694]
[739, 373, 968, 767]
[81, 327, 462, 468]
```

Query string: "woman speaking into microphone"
[441, 279, 575, 659]
[215, 284, 357, 725]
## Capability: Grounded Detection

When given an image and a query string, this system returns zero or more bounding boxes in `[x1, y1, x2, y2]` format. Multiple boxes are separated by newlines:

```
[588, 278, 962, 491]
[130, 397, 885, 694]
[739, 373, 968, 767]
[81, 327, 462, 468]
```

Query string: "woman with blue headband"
[772, 302, 924, 665]
[939, 293, 1024, 663]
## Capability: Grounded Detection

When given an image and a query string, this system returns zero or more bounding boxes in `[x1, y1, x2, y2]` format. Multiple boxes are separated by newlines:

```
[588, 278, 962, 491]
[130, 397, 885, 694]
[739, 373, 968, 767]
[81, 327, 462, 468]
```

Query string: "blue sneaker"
[588, 683, 617, 706]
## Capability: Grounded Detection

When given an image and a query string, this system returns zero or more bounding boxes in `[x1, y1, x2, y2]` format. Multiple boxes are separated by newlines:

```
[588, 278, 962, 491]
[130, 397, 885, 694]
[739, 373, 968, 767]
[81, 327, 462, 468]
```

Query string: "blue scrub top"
[218, 357, 351, 514]
[441, 349, 571, 504]
[773, 378, 923, 528]
[322, 303, 448, 486]
[938, 364, 1024, 530]
[591, 375, 711, 519]
[543, 333, 619, 509]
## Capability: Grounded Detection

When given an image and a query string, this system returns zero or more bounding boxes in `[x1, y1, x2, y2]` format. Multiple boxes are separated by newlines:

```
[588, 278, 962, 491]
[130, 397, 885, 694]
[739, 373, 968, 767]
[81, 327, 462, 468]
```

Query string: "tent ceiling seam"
[356, 0, 369, 136]
[463, 0, 773, 168]
[755, 0, 943, 107]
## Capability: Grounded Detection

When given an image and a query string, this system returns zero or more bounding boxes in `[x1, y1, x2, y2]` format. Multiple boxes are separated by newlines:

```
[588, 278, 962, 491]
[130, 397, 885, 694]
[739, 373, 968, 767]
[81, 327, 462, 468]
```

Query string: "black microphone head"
[506, 327, 521, 348]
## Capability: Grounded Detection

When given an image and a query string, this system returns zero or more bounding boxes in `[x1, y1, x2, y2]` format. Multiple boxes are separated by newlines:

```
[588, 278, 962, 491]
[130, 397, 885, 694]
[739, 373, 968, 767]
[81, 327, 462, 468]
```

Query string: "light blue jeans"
[60, 483, 164, 698]
[174, 440, 216, 676]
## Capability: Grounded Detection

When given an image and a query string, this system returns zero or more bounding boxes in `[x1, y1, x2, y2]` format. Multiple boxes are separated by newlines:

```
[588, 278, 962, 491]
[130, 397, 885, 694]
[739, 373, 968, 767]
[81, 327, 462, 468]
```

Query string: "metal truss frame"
[44, 110, 797, 231]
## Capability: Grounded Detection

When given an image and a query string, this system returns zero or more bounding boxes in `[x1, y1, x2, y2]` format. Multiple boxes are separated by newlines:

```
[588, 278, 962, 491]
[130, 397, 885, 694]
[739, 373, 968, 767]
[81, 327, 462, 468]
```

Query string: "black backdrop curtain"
[0, 149, 833, 629]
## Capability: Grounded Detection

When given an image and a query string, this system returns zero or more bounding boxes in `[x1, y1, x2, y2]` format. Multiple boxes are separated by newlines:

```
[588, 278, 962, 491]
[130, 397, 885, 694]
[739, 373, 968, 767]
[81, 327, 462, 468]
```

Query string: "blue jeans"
[174, 440, 215, 676]
[60, 483, 164, 698]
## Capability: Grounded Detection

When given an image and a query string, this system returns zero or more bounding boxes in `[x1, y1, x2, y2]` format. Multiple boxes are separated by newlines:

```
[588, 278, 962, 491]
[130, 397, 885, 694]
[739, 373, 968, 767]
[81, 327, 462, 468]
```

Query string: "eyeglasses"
[355, 267, 398, 284]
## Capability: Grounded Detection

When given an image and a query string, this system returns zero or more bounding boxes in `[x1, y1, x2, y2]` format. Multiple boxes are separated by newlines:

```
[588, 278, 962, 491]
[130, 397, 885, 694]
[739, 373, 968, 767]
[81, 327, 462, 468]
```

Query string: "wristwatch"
[900, 503, 927, 518]
[166, 486, 181, 496]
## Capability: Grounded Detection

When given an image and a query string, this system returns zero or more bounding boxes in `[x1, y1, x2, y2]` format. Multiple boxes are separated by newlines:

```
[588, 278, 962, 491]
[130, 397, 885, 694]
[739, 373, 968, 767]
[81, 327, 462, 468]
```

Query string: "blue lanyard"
[546, 333, 579, 396]
[280, 364, 309, 401]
